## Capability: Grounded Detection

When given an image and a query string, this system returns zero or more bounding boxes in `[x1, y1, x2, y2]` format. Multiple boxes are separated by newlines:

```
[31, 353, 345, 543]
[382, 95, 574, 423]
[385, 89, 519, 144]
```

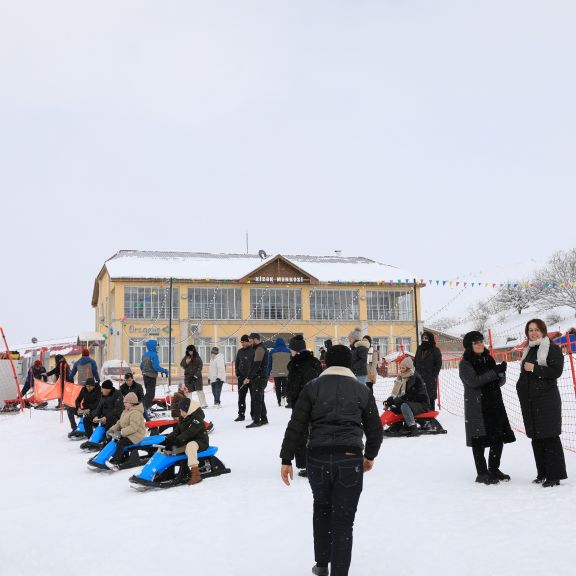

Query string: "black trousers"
[143, 375, 157, 410]
[249, 377, 268, 423]
[472, 442, 503, 475]
[274, 377, 287, 404]
[113, 437, 134, 463]
[66, 407, 78, 431]
[307, 453, 364, 576]
[531, 437, 567, 481]
[237, 378, 252, 417]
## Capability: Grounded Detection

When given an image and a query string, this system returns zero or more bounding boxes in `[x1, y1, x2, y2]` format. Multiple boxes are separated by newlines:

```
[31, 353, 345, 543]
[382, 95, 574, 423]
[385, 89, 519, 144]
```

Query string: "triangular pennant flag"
[443, 281, 448, 286]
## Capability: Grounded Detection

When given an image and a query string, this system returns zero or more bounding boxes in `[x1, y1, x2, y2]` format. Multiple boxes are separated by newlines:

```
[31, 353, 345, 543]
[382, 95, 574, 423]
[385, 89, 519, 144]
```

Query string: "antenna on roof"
[334, 250, 342, 256]
[245, 231, 249, 255]
[258, 250, 268, 260]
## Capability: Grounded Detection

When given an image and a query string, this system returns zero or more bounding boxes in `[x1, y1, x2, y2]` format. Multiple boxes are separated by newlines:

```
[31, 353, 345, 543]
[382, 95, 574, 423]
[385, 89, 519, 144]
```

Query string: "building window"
[250, 288, 302, 320]
[218, 337, 237, 365]
[195, 337, 213, 365]
[309, 290, 359, 321]
[372, 337, 389, 356]
[188, 288, 242, 320]
[396, 337, 412, 353]
[367, 290, 413, 321]
[314, 337, 330, 358]
[128, 337, 175, 365]
[124, 286, 179, 320]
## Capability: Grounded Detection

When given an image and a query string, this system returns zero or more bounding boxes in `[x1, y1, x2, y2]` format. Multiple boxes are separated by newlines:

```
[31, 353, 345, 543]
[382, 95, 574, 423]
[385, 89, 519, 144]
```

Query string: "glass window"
[124, 286, 179, 320]
[396, 337, 412, 353]
[195, 337, 213, 365]
[366, 290, 414, 321]
[250, 288, 302, 320]
[128, 338, 175, 365]
[314, 337, 330, 358]
[218, 337, 237, 365]
[309, 290, 359, 321]
[188, 288, 242, 320]
[128, 339, 146, 365]
[372, 337, 389, 356]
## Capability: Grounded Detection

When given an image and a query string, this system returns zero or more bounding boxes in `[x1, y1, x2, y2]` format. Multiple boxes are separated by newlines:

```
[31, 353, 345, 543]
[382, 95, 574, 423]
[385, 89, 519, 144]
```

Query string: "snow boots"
[475, 473, 499, 485]
[312, 564, 329, 575]
[188, 465, 202, 486]
[489, 468, 511, 481]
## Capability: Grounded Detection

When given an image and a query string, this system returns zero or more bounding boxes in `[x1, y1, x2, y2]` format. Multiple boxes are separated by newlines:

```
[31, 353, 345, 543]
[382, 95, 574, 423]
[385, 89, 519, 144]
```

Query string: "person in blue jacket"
[140, 339, 169, 412]
[268, 338, 291, 406]
[70, 348, 100, 384]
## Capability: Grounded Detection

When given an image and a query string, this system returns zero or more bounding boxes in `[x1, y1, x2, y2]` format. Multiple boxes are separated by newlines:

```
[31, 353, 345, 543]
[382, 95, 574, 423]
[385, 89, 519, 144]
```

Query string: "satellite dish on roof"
[258, 250, 268, 260]
[31, 337, 38, 344]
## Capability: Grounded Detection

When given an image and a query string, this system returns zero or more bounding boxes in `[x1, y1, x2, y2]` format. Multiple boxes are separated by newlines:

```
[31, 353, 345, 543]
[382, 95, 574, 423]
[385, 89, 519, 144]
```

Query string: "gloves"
[384, 396, 395, 408]
[106, 431, 121, 441]
[495, 361, 507, 375]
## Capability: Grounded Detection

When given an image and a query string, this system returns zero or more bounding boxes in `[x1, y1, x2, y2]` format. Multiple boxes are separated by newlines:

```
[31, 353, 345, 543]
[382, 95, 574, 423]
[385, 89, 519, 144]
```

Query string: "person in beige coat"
[105, 392, 147, 471]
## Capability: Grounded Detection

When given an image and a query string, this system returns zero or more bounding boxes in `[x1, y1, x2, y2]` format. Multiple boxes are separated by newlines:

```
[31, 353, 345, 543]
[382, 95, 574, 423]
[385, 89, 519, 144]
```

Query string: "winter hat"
[82, 348, 90, 357]
[325, 344, 352, 368]
[124, 392, 138, 405]
[179, 397, 191, 413]
[289, 335, 307, 352]
[421, 331, 435, 347]
[463, 331, 484, 349]
[211, 347, 219, 354]
[249, 332, 261, 340]
[33, 359, 42, 369]
[85, 377, 96, 387]
[399, 356, 414, 370]
[101, 379, 114, 390]
[348, 327, 363, 342]
[240, 334, 250, 342]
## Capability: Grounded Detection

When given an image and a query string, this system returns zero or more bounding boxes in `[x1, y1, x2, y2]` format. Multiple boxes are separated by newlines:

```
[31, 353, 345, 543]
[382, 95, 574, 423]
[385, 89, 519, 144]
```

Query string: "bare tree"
[492, 280, 538, 314]
[427, 317, 461, 332]
[467, 300, 495, 332]
[534, 249, 576, 316]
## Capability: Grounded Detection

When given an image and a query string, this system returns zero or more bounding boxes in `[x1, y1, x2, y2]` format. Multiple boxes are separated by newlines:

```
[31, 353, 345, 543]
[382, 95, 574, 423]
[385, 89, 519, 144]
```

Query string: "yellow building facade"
[92, 251, 422, 374]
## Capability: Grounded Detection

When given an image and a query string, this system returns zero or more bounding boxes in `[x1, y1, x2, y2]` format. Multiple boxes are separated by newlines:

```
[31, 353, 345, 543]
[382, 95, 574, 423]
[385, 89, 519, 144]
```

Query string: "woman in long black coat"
[516, 318, 567, 487]
[459, 331, 515, 484]
[414, 331, 442, 409]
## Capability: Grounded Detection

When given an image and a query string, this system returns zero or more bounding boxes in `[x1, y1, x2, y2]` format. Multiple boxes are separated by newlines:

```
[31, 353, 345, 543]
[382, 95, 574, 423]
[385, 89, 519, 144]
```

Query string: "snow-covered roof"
[101, 250, 417, 284]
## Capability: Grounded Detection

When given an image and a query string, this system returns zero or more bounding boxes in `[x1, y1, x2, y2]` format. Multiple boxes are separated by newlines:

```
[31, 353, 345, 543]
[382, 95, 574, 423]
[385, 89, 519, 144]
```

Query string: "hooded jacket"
[140, 340, 168, 378]
[69, 356, 100, 384]
[164, 400, 209, 452]
[109, 402, 147, 444]
[268, 338, 291, 377]
[286, 350, 322, 405]
[414, 331, 442, 399]
[208, 353, 226, 383]
[350, 339, 369, 376]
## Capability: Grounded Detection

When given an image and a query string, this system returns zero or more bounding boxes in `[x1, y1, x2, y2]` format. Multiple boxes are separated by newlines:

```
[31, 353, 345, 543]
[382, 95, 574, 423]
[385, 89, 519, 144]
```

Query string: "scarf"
[520, 336, 550, 367]
[392, 367, 414, 397]
[463, 348, 496, 375]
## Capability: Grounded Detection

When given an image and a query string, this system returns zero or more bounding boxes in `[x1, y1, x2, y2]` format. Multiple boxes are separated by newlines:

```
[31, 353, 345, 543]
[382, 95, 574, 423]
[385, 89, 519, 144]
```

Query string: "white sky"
[1, 0, 575, 346]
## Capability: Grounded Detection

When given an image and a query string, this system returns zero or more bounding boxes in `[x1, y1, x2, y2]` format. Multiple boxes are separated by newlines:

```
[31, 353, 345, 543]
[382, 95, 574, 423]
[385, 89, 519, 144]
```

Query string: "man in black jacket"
[414, 331, 442, 410]
[88, 380, 124, 436]
[68, 378, 101, 438]
[245, 333, 269, 428]
[119, 373, 145, 403]
[234, 335, 254, 422]
[280, 345, 383, 576]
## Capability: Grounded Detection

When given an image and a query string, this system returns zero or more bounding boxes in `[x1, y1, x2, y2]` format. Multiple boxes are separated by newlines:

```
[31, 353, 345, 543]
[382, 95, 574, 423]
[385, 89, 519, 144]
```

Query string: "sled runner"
[87, 435, 165, 471]
[129, 445, 231, 490]
[381, 409, 447, 437]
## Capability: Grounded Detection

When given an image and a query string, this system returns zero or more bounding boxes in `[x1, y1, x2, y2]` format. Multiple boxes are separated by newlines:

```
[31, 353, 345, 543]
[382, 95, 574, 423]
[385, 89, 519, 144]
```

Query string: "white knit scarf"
[392, 367, 414, 397]
[520, 336, 550, 367]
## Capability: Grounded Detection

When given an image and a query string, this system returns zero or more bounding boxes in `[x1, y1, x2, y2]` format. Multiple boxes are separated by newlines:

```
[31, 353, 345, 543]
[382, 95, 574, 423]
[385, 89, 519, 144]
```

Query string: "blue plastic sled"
[80, 425, 107, 452]
[68, 417, 87, 440]
[87, 435, 165, 471]
[129, 446, 231, 490]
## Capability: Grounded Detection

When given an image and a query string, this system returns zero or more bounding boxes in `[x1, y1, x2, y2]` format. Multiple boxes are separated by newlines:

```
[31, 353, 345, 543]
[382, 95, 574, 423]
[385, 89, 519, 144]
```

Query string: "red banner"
[33, 379, 62, 402]
[63, 382, 83, 408]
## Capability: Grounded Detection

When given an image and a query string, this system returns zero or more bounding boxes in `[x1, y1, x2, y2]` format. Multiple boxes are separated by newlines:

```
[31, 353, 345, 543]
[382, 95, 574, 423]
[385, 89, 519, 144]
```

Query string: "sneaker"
[489, 469, 511, 481]
[234, 415, 245, 422]
[532, 476, 546, 484]
[542, 479, 560, 488]
[206, 422, 215, 434]
[312, 564, 329, 575]
[476, 473, 499, 485]
[246, 421, 262, 428]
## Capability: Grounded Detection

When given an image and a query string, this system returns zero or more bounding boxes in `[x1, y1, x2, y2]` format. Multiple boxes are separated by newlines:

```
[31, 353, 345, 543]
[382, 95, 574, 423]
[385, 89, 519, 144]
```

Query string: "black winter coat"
[180, 355, 203, 392]
[164, 407, 209, 452]
[94, 389, 124, 426]
[390, 373, 430, 416]
[235, 347, 254, 380]
[286, 351, 322, 406]
[350, 341, 369, 376]
[120, 381, 145, 402]
[75, 384, 102, 412]
[247, 342, 269, 381]
[516, 342, 564, 439]
[280, 368, 384, 463]
[459, 351, 516, 448]
[45, 360, 72, 384]
[414, 345, 442, 400]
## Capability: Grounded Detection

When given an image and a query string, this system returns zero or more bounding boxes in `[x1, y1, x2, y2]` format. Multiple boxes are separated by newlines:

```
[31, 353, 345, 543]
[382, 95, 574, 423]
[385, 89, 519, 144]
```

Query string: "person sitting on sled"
[90, 380, 123, 435]
[162, 396, 209, 486]
[68, 377, 102, 437]
[105, 391, 147, 471]
[384, 356, 430, 436]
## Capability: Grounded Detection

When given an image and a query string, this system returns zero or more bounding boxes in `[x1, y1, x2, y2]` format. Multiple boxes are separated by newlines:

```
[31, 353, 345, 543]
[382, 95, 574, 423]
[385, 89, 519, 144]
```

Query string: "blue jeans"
[211, 380, 223, 405]
[307, 452, 364, 576]
[355, 375, 368, 385]
[400, 403, 415, 426]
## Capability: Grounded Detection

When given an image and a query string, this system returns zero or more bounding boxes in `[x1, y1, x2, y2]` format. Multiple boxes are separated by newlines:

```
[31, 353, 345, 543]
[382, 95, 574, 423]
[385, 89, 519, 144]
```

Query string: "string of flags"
[371, 279, 576, 289]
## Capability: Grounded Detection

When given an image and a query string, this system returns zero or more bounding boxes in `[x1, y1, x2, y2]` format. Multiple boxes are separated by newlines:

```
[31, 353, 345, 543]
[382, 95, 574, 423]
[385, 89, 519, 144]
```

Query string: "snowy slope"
[1, 385, 575, 576]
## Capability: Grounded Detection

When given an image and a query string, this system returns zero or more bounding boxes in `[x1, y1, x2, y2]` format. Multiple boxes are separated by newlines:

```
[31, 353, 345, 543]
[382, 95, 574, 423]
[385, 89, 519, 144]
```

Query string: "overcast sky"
[1, 0, 575, 347]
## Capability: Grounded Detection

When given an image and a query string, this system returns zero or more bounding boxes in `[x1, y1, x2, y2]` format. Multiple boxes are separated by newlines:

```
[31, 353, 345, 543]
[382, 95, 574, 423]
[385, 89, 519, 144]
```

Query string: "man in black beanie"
[280, 345, 383, 576]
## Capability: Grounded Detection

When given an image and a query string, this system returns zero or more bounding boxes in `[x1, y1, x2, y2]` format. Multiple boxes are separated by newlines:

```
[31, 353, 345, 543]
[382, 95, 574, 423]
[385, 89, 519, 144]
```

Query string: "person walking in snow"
[348, 327, 369, 384]
[268, 337, 291, 406]
[280, 344, 383, 576]
[140, 339, 169, 412]
[414, 331, 442, 410]
[69, 348, 100, 384]
[180, 344, 206, 408]
[245, 333, 269, 428]
[516, 319, 567, 487]
[208, 346, 226, 407]
[459, 331, 515, 485]
[234, 335, 254, 421]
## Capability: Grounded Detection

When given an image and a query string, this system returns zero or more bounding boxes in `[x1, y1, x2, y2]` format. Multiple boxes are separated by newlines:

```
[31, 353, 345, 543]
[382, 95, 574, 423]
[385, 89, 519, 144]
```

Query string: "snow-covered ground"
[1, 385, 575, 576]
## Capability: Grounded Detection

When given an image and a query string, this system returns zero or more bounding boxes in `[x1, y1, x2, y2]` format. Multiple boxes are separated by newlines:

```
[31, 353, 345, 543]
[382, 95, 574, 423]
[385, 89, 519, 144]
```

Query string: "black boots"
[542, 479, 560, 488]
[476, 473, 499, 485]
[489, 468, 511, 481]
[234, 415, 245, 422]
[312, 564, 329, 575]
